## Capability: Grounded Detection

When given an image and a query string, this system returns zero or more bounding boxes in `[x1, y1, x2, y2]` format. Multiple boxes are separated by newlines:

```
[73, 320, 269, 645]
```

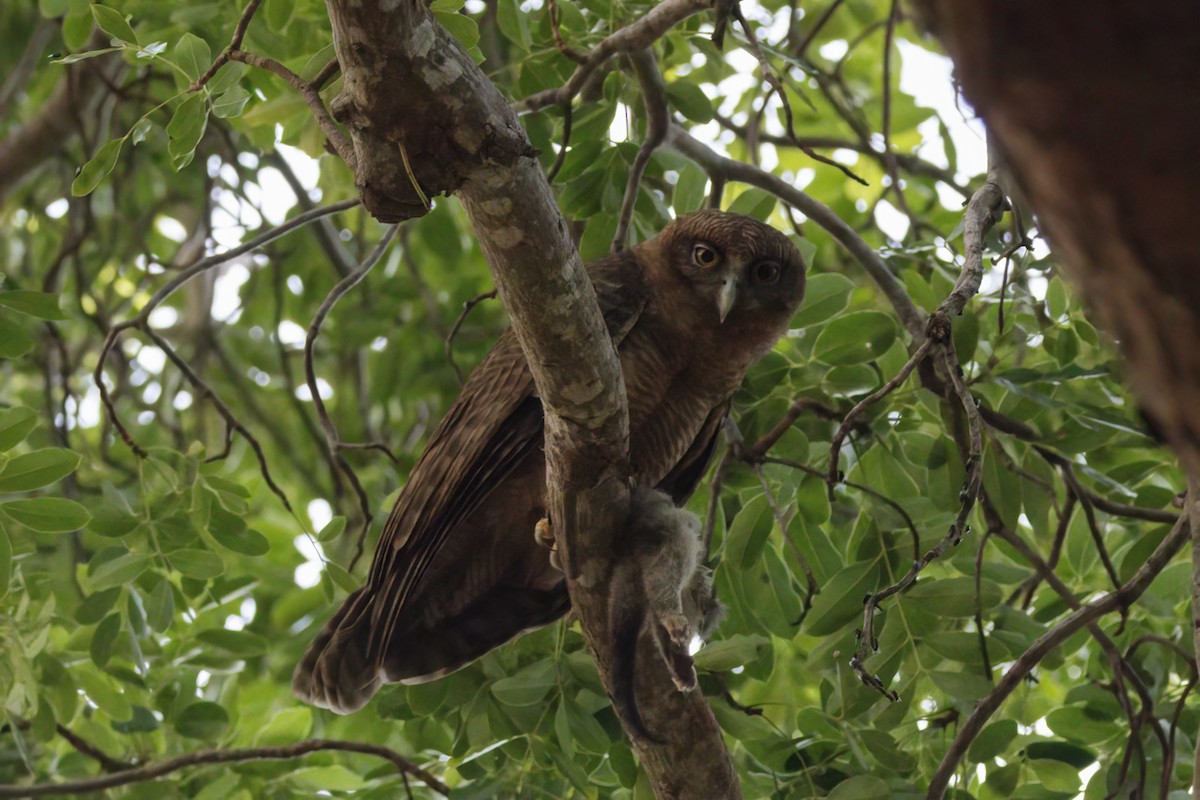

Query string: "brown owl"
[294, 210, 806, 714]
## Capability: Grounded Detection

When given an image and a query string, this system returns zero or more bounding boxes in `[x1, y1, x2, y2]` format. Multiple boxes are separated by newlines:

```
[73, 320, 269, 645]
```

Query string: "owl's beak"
[717, 278, 738, 324]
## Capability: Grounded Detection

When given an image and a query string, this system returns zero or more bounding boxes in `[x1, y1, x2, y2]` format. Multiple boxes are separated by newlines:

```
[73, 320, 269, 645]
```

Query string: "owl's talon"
[535, 517, 563, 572]
[534, 517, 556, 551]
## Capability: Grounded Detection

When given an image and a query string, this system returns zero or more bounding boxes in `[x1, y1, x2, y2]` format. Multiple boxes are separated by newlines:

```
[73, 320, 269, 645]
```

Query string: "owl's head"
[654, 210, 806, 329]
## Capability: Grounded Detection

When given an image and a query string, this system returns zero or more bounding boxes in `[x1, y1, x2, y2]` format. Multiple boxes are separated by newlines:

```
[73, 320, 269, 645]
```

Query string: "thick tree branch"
[323, 1, 741, 795]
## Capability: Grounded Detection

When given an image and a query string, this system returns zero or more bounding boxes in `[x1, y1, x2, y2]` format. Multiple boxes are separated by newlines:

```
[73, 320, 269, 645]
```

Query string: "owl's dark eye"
[692, 243, 720, 268]
[752, 261, 781, 284]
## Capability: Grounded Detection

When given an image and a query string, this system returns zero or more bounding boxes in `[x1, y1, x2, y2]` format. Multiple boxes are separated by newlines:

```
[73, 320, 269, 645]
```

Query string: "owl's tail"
[292, 587, 381, 715]
[294, 583, 573, 715]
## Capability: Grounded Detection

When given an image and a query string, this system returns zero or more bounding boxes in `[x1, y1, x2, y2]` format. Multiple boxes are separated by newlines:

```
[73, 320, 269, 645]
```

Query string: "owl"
[294, 210, 807, 714]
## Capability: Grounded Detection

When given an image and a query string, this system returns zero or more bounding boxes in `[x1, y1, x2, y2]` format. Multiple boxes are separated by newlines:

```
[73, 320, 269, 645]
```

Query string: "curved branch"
[613, 49, 668, 252]
[0, 739, 448, 798]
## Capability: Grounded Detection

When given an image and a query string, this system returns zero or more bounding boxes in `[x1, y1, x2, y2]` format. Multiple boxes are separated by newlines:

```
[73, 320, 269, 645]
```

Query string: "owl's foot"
[534, 517, 562, 572]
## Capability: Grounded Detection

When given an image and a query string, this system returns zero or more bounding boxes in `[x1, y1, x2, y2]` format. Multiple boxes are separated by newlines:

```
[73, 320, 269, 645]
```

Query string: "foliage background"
[0, 0, 1193, 797]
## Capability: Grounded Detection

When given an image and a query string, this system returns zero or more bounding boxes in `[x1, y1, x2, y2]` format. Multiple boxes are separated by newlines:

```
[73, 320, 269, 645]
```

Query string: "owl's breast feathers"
[295, 220, 799, 715]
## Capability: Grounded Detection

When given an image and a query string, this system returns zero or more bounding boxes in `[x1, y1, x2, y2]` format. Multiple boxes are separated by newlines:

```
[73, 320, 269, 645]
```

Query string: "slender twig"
[744, 396, 842, 462]
[972, 530, 993, 682]
[712, 114, 968, 197]
[227, 50, 355, 167]
[751, 462, 817, 623]
[189, 0, 263, 91]
[1059, 460, 1123, 593]
[54, 725, 131, 774]
[545, 100, 574, 183]
[445, 289, 498, 384]
[731, 7, 867, 186]
[827, 338, 933, 494]
[141, 325, 295, 513]
[791, 0, 845, 59]
[613, 49, 668, 252]
[0, 739, 448, 798]
[93, 199, 359, 461]
[304, 225, 400, 568]
[519, 0, 711, 112]
[547, 0, 587, 63]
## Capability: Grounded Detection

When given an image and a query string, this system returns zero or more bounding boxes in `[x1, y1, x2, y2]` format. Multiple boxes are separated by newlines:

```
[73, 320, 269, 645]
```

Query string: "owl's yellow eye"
[692, 244, 720, 268]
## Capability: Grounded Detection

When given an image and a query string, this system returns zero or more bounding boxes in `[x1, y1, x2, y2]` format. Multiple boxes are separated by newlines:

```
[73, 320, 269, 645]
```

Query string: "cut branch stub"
[324, 1, 536, 222]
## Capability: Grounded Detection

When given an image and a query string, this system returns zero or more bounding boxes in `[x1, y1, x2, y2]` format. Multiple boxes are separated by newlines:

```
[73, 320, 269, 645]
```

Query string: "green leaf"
[169, 548, 225, 579]
[75, 667, 132, 721]
[0, 313, 34, 358]
[0, 498, 90, 532]
[790, 273, 855, 329]
[90, 3, 138, 45]
[72, 138, 124, 196]
[724, 494, 771, 570]
[88, 507, 140, 538]
[495, 0, 530, 50]
[146, 579, 174, 632]
[325, 562, 359, 593]
[802, 561, 877, 636]
[210, 526, 269, 556]
[491, 659, 555, 706]
[813, 311, 898, 365]
[1046, 276, 1068, 319]
[673, 164, 709, 214]
[1030, 758, 1081, 793]
[175, 701, 229, 739]
[90, 614, 121, 668]
[316, 516, 347, 543]
[173, 33, 211, 83]
[254, 707, 312, 745]
[692, 635, 771, 672]
[111, 705, 160, 734]
[0, 407, 37, 452]
[725, 188, 776, 221]
[212, 86, 250, 118]
[0, 530, 10, 596]
[1025, 741, 1096, 769]
[968, 719, 1017, 762]
[905, 577, 1001, 617]
[827, 775, 890, 800]
[435, 12, 479, 49]
[666, 81, 713, 123]
[0, 448, 81, 491]
[0, 291, 67, 320]
[166, 94, 209, 170]
[196, 628, 267, 657]
[290, 766, 365, 792]
[89, 553, 152, 591]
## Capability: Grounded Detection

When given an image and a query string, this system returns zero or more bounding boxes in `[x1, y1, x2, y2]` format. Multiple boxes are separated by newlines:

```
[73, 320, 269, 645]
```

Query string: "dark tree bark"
[322, 0, 741, 796]
[910, 0, 1200, 470]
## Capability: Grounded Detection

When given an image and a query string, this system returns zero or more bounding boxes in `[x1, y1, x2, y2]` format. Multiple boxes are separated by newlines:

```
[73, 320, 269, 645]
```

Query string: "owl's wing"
[656, 401, 728, 504]
[366, 250, 649, 614]
[295, 252, 647, 713]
